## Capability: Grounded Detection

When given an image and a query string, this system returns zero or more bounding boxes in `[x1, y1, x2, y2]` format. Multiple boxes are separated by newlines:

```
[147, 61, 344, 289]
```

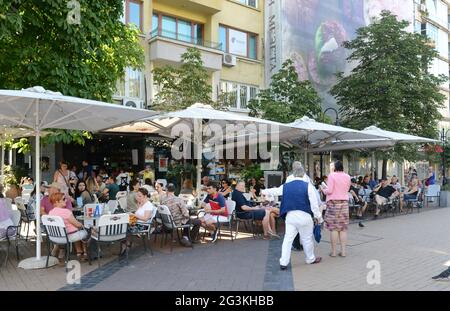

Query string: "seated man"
[349, 178, 367, 219]
[373, 177, 399, 218]
[231, 181, 274, 239]
[160, 183, 201, 245]
[199, 182, 228, 243]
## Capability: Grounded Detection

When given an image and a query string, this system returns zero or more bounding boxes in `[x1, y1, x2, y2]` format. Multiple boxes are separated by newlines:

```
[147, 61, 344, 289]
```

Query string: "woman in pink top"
[48, 192, 88, 261]
[321, 160, 351, 258]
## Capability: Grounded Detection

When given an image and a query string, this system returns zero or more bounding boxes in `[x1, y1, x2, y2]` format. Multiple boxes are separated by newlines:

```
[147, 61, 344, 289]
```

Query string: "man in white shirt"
[262, 162, 323, 270]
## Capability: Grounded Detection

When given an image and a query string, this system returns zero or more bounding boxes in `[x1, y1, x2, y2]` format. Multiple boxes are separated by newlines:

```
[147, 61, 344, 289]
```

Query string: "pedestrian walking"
[262, 161, 323, 270]
[321, 160, 351, 258]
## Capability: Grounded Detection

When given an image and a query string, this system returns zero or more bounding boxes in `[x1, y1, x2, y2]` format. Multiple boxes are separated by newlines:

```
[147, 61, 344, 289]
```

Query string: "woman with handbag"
[53, 161, 75, 201]
[322, 160, 351, 258]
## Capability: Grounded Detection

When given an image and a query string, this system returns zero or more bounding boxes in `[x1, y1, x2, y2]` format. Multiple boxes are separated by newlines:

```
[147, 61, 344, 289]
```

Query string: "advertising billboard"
[266, 0, 414, 108]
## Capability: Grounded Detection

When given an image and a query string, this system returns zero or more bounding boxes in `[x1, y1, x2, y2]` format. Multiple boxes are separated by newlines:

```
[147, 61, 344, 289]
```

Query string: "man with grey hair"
[262, 161, 323, 270]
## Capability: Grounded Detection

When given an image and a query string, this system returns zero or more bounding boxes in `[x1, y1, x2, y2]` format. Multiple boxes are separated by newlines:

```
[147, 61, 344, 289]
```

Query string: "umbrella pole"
[1, 142, 4, 184]
[194, 119, 202, 200]
[35, 132, 41, 259]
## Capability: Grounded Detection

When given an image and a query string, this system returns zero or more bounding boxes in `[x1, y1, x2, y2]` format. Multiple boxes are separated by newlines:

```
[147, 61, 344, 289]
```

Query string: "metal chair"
[116, 191, 128, 211]
[424, 184, 440, 208]
[106, 200, 119, 214]
[41, 215, 71, 270]
[156, 204, 193, 252]
[89, 213, 129, 267]
[15, 196, 34, 241]
[405, 188, 422, 214]
[216, 200, 236, 242]
[0, 210, 21, 267]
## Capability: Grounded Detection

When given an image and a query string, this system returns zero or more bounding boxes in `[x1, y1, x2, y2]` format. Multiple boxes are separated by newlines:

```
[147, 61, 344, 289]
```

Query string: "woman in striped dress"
[321, 160, 351, 257]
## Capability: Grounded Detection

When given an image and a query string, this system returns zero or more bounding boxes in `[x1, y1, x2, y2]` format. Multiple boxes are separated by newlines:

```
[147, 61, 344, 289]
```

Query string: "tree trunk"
[382, 158, 387, 180]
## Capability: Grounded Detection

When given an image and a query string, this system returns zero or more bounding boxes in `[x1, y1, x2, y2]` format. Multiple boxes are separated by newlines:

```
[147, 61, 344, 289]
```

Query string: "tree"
[248, 59, 323, 123]
[152, 47, 213, 111]
[0, 0, 144, 150]
[330, 11, 447, 177]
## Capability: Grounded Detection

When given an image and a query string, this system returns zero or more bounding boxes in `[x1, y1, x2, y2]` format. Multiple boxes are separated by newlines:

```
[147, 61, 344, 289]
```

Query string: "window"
[236, 0, 258, 8]
[220, 81, 259, 110]
[114, 67, 144, 99]
[426, 23, 438, 45]
[125, 0, 142, 32]
[219, 25, 257, 59]
[152, 13, 204, 46]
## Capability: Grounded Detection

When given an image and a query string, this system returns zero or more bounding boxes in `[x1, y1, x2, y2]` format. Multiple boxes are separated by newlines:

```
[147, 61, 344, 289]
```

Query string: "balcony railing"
[150, 29, 223, 51]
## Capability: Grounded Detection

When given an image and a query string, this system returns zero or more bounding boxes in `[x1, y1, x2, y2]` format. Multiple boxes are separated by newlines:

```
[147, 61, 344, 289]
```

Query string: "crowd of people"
[2, 158, 447, 281]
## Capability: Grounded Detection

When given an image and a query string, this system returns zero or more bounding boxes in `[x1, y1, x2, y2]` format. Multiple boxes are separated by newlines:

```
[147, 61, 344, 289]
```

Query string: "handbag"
[59, 169, 75, 197]
[313, 223, 322, 243]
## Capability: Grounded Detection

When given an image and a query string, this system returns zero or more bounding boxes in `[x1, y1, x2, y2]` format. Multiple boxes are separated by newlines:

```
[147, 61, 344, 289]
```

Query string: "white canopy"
[285, 117, 383, 146]
[360, 126, 438, 144]
[144, 103, 293, 192]
[309, 126, 439, 152]
[0, 86, 158, 269]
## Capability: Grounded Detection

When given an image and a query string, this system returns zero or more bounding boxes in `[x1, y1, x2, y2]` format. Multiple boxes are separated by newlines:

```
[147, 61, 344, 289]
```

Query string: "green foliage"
[1, 165, 29, 187]
[330, 11, 447, 161]
[248, 59, 323, 123]
[240, 163, 263, 182]
[11, 138, 31, 154]
[0, 0, 144, 150]
[152, 47, 213, 111]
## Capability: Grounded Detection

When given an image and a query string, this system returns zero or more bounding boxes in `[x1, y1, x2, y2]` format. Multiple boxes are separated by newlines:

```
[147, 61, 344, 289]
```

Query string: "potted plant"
[439, 183, 450, 207]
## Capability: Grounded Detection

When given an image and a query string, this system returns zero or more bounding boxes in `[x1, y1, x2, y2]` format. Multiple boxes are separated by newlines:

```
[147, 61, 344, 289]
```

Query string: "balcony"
[155, 0, 222, 14]
[150, 29, 222, 50]
[149, 29, 223, 71]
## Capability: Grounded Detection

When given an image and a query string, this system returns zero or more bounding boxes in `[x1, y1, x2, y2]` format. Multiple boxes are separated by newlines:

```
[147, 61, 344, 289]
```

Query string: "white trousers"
[280, 210, 316, 266]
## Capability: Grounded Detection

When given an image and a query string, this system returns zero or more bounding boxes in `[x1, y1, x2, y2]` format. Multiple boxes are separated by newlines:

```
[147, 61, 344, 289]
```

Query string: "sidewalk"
[291, 207, 450, 290]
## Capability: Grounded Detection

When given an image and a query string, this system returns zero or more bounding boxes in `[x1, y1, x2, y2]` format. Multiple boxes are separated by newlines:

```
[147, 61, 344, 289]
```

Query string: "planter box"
[439, 190, 450, 207]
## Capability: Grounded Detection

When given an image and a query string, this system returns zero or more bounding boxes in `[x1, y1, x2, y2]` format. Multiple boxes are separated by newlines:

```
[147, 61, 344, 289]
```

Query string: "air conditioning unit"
[223, 53, 237, 67]
[122, 98, 144, 109]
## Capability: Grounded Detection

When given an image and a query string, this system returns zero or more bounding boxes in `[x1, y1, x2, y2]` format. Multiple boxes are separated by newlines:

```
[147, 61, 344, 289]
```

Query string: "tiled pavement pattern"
[0, 237, 119, 290]
[68, 233, 269, 291]
[3, 206, 450, 291]
[263, 238, 294, 291]
[291, 207, 450, 291]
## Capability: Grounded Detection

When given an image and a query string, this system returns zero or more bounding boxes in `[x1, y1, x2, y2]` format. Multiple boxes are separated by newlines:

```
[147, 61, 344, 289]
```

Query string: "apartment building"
[114, 0, 265, 112]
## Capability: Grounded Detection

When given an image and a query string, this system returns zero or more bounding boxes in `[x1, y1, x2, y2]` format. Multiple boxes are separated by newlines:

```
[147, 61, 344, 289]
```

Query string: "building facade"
[265, 0, 450, 179]
[115, 0, 265, 112]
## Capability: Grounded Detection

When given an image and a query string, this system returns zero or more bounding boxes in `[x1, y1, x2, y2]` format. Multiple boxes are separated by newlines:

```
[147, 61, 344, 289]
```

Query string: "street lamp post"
[321, 108, 340, 178]
[440, 128, 450, 185]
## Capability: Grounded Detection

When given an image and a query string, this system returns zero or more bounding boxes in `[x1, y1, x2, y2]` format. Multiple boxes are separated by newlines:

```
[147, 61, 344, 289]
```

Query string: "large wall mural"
[267, 0, 414, 109]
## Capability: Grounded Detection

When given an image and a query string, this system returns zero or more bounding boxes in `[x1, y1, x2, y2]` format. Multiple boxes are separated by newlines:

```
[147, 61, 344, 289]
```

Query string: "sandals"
[329, 252, 337, 257]
[339, 252, 346, 257]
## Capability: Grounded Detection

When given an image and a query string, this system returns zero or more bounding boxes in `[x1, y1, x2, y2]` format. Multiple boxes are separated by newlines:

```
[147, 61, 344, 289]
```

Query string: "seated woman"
[75, 180, 95, 207]
[126, 179, 140, 213]
[259, 193, 280, 239]
[219, 179, 232, 199]
[0, 193, 16, 240]
[150, 182, 166, 204]
[399, 178, 419, 212]
[231, 181, 275, 239]
[120, 188, 156, 255]
[48, 192, 88, 261]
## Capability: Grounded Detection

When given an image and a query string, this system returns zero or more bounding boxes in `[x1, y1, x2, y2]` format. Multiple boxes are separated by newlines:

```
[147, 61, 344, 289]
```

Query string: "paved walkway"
[2, 207, 450, 291]
[291, 207, 450, 291]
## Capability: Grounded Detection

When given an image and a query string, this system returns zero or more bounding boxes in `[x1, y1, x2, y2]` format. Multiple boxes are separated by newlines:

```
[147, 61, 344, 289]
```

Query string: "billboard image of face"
[280, 0, 413, 107]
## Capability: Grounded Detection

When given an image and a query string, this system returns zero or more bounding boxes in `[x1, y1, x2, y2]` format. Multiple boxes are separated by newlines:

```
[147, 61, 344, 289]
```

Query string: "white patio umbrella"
[284, 117, 385, 166]
[142, 103, 293, 193]
[360, 126, 439, 144]
[310, 125, 439, 152]
[0, 86, 158, 269]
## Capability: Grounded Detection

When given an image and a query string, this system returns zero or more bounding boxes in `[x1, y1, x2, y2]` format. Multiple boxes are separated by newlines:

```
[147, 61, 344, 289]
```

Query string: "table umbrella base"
[18, 256, 58, 270]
